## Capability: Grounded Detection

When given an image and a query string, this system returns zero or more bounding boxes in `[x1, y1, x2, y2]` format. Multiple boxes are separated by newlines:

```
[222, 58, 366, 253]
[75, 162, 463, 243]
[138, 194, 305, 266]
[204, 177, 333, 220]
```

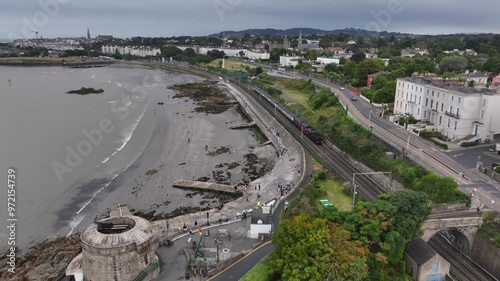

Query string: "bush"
[314, 172, 327, 181]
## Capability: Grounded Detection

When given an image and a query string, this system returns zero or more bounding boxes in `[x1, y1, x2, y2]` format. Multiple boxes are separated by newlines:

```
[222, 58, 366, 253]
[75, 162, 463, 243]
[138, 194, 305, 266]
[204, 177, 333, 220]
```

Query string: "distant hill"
[210, 27, 412, 37]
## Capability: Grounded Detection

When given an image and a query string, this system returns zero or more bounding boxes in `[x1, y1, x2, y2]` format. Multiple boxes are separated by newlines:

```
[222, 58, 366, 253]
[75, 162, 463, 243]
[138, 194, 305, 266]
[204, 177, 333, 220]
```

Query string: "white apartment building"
[175, 46, 270, 60]
[279, 55, 301, 67]
[101, 45, 160, 57]
[316, 57, 340, 65]
[394, 77, 500, 142]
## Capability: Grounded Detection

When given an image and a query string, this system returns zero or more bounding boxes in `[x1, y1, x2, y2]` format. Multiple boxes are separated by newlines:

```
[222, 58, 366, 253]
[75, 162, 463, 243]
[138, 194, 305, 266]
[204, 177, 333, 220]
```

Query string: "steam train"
[252, 87, 323, 145]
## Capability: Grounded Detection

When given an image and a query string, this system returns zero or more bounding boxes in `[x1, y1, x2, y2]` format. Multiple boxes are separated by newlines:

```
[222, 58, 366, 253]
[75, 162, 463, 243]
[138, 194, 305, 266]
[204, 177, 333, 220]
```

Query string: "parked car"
[340, 87, 345, 90]
[439, 135, 450, 142]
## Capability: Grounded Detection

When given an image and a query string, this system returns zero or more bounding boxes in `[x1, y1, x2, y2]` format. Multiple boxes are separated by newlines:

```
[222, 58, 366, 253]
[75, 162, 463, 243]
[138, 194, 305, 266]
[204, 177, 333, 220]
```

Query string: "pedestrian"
[194, 220, 198, 226]
[228, 233, 231, 241]
[246, 196, 249, 202]
[207, 212, 209, 219]
[258, 185, 261, 190]
[187, 138, 190, 143]
[255, 185, 257, 190]
[234, 185, 237, 191]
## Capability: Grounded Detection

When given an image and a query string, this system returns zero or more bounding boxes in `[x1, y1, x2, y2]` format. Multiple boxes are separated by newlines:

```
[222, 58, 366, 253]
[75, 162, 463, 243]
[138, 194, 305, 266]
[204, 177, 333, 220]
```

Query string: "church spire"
[87, 27, 91, 40]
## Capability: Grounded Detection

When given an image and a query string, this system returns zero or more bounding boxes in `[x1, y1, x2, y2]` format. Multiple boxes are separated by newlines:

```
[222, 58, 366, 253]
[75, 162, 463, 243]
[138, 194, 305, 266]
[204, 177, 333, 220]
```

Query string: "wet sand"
[68, 78, 276, 232]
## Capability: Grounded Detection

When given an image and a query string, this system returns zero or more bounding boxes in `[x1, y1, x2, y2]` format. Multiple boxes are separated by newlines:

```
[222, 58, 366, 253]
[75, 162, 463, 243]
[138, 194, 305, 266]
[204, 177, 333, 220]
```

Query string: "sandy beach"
[63, 76, 277, 235]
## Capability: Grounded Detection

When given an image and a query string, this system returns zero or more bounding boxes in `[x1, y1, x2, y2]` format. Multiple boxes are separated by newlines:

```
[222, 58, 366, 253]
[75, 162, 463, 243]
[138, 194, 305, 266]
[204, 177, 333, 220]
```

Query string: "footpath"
[151, 75, 308, 280]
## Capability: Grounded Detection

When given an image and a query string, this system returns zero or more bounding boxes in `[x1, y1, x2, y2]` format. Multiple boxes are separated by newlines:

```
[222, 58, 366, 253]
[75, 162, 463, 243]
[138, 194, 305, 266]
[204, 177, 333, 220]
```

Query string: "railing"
[445, 111, 460, 119]
[132, 259, 160, 281]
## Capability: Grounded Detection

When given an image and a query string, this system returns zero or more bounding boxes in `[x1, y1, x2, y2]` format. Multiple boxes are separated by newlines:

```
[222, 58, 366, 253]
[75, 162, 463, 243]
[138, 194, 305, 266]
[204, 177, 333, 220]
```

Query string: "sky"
[1, 0, 499, 40]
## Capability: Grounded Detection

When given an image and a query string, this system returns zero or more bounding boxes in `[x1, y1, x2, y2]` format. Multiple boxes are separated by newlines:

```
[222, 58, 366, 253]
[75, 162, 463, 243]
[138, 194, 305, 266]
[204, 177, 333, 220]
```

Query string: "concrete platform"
[229, 122, 256, 129]
[173, 180, 237, 194]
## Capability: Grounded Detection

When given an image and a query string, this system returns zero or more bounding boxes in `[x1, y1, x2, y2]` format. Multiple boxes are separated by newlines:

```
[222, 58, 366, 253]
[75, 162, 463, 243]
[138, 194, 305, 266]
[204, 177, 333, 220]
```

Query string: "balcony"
[445, 111, 460, 119]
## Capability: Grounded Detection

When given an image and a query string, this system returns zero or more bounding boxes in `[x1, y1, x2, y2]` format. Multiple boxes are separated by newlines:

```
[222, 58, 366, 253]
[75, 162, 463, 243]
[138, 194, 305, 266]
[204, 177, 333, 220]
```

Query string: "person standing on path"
[207, 212, 209, 219]
[258, 185, 261, 190]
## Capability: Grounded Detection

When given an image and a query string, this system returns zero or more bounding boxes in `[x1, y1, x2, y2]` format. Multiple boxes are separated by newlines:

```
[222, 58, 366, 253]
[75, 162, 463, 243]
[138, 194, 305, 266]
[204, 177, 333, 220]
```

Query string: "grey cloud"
[1, 0, 498, 39]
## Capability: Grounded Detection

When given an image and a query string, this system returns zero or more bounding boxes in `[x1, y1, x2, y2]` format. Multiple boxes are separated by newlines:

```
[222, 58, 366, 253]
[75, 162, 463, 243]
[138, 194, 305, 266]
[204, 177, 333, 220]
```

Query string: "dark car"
[438, 135, 450, 142]
[351, 96, 357, 101]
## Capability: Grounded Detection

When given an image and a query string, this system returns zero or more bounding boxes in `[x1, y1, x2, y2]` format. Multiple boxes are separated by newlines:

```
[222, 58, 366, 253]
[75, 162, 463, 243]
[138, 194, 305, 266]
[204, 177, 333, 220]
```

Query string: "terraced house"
[394, 75, 500, 142]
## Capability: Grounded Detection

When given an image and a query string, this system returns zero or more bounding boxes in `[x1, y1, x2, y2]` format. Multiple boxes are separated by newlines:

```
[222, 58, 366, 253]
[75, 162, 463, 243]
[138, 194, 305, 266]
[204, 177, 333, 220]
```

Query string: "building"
[367, 71, 388, 89]
[461, 71, 489, 87]
[66, 205, 160, 281]
[249, 206, 272, 239]
[96, 35, 113, 41]
[443, 49, 478, 56]
[404, 238, 450, 281]
[401, 48, 429, 58]
[394, 75, 500, 142]
[280, 55, 301, 67]
[490, 74, 500, 90]
[102, 45, 160, 57]
[316, 57, 340, 65]
[347, 40, 356, 45]
[86, 27, 91, 40]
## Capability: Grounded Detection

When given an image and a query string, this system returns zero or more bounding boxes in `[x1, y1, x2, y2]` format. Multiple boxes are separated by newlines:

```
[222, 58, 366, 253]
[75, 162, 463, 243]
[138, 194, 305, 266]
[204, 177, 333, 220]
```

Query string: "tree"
[355, 59, 384, 86]
[270, 214, 368, 281]
[161, 46, 183, 58]
[350, 52, 366, 64]
[439, 55, 467, 73]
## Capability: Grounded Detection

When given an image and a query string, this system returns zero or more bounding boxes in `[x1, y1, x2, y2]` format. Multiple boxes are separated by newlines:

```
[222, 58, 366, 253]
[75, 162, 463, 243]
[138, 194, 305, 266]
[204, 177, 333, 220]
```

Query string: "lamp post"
[352, 171, 393, 206]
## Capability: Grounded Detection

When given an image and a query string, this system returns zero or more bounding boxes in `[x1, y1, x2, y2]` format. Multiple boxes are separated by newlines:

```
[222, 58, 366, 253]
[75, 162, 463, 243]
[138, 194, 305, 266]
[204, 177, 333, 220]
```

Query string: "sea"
[0, 63, 195, 252]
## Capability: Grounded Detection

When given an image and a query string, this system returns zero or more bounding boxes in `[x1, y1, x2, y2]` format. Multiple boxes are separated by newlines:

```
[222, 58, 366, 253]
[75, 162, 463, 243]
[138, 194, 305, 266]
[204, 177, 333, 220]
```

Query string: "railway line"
[235, 82, 387, 203]
[428, 234, 498, 281]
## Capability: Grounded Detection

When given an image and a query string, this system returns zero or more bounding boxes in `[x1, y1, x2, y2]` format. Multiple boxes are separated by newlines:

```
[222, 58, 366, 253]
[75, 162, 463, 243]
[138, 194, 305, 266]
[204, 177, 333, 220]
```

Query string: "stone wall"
[470, 231, 500, 278]
[82, 236, 159, 281]
[421, 217, 482, 246]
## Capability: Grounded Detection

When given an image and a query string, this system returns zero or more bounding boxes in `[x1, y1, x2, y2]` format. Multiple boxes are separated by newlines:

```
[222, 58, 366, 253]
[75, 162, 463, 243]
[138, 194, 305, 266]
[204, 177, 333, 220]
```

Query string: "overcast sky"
[1, 0, 499, 40]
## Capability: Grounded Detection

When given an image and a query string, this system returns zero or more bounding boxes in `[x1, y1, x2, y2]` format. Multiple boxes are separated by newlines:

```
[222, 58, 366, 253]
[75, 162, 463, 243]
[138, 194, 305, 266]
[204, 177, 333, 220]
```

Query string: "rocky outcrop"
[66, 87, 104, 95]
[0, 234, 81, 281]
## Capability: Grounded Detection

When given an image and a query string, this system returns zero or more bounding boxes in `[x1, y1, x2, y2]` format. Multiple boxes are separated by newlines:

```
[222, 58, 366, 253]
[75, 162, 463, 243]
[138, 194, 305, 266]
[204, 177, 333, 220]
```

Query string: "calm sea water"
[0, 63, 195, 251]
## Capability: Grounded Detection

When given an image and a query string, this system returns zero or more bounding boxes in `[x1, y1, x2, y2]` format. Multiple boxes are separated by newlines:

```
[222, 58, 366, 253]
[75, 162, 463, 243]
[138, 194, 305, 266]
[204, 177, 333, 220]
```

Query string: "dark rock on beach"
[66, 87, 104, 95]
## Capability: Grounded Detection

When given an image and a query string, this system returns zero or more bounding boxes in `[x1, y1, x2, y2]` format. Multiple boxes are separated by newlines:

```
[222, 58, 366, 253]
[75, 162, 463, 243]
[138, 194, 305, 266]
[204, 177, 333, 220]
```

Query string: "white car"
[340, 87, 345, 90]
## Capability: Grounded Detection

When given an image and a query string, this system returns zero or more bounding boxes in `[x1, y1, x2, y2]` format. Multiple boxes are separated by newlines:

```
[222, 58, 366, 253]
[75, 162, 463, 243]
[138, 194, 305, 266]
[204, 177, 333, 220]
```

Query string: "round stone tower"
[81, 215, 159, 281]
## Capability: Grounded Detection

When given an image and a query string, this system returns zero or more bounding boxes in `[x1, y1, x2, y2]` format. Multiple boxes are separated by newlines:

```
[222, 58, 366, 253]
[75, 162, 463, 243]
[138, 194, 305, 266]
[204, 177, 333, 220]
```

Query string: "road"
[209, 243, 275, 281]
[289, 70, 500, 212]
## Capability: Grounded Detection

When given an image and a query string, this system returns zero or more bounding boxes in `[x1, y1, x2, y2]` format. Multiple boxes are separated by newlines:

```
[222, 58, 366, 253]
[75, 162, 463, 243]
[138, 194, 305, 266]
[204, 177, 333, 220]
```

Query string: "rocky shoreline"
[0, 66, 290, 280]
[0, 234, 81, 281]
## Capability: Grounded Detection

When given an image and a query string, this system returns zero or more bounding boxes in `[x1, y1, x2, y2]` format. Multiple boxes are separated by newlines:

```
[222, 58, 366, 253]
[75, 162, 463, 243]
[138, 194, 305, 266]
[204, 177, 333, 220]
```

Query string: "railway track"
[428, 209, 482, 220]
[428, 234, 498, 281]
[233, 82, 387, 203]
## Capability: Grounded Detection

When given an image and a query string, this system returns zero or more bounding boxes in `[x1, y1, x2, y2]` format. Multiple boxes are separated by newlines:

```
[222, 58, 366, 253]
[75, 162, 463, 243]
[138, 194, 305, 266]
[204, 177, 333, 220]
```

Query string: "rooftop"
[405, 238, 437, 265]
[81, 215, 154, 248]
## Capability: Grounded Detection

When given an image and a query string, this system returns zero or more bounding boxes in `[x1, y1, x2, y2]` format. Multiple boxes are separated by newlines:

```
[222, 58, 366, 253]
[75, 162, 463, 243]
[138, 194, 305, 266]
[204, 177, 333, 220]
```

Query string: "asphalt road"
[209, 243, 275, 281]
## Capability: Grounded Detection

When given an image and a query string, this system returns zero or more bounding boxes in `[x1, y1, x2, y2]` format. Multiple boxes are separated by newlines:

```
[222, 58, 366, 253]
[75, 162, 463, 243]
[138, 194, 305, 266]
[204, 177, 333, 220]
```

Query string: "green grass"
[317, 180, 352, 212]
[239, 255, 272, 281]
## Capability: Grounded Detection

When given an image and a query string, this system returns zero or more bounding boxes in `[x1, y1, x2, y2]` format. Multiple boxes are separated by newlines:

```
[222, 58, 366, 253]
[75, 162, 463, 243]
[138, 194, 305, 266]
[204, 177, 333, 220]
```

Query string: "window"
[406, 93, 408, 100]
[412, 86, 414, 90]
[426, 99, 429, 106]
[458, 97, 461, 103]
[456, 108, 460, 116]
[432, 90, 434, 96]
[431, 100, 434, 108]
[452, 96, 454, 101]
[483, 99, 486, 106]
[439, 116, 442, 125]
[424, 111, 427, 118]
[144, 254, 149, 265]
[436, 102, 439, 110]
[420, 88, 422, 93]
[432, 262, 439, 272]
[441, 104, 444, 112]
[449, 106, 453, 112]
[411, 94, 413, 101]
[418, 108, 420, 115]
[454, 121, 457, 130]
[437, 92, 440, 98]
[419, 97, 421, 105]
[481, 110, 484, 118]
[448, 119, 450, 128]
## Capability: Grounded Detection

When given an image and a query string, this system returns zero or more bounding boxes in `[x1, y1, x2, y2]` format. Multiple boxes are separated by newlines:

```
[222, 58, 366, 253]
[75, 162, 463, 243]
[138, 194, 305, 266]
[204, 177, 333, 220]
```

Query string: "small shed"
[249, 207, 272, 239]
[404, 238, 450, 281]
